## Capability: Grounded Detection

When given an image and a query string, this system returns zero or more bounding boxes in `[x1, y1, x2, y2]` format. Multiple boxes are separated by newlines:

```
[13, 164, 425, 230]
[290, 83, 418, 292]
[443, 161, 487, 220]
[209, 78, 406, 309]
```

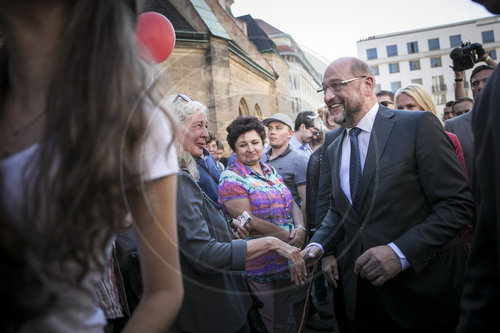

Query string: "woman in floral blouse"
[218, 116, 307, 333]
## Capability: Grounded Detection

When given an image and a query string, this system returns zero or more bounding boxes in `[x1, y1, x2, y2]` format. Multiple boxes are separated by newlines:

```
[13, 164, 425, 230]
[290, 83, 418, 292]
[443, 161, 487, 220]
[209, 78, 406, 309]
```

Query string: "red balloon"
[136, 12, 176, 63]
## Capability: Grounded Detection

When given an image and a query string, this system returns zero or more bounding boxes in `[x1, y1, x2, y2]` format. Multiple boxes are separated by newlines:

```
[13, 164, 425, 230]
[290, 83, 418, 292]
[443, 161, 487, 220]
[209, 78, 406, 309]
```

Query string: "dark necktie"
[349, 127, 362, 210]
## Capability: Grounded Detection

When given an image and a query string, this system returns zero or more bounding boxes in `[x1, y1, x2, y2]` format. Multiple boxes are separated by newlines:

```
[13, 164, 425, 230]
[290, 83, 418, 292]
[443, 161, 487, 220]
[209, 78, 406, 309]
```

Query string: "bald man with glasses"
[302, 56, 473, 332]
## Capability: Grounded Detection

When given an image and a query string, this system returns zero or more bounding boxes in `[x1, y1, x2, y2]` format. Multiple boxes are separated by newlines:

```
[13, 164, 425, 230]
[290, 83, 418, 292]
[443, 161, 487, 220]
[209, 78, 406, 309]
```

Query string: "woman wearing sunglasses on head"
[165, 95, 307, 333]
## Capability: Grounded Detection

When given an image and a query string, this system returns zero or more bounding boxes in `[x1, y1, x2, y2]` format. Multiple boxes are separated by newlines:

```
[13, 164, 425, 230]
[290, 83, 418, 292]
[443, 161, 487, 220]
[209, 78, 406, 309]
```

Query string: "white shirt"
[340, 103, 378, 204]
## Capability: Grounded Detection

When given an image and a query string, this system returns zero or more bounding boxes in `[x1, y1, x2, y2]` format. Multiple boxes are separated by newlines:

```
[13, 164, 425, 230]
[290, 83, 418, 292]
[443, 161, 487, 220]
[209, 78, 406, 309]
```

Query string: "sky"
[231, 0, 495, 63]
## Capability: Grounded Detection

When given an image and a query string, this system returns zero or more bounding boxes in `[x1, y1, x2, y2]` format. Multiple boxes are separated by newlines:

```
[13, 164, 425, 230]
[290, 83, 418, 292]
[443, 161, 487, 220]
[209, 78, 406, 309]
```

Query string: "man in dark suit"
[445, 65, 496, 179]
[301, 57, 474, 331]
[457, 1, 500, 328]
[457, 53, 500, 333]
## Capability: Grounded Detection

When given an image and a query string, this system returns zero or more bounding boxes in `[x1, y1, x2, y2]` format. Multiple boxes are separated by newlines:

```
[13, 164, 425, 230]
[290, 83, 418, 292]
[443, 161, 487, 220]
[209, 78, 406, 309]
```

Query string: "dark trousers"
[350, 278, 455, 333]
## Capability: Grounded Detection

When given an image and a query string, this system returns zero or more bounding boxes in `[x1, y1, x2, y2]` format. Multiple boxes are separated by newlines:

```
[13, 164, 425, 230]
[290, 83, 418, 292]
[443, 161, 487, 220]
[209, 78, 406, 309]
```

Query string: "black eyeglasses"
[317, 76, 367, 94]
[308, 127, 320, 137]
[174, 93, 192, 102]
[380, 101, 394, 107]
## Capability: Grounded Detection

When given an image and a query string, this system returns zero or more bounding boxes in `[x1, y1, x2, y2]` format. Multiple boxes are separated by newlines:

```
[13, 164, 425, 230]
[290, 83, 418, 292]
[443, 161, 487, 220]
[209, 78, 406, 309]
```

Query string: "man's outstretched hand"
[300, 245, 322, 267]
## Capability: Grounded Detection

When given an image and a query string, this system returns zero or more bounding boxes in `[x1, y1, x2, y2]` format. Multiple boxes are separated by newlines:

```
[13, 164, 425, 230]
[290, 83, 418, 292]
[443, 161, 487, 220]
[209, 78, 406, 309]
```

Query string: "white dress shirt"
[340, 103, 378, 203]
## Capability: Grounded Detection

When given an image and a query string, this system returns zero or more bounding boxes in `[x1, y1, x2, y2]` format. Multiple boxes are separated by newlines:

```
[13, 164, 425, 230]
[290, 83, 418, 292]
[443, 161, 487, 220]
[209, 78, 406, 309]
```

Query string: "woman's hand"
[289, 227, 306, 248]
[230, 221, 250, 239]
[274, 240, 307, 285]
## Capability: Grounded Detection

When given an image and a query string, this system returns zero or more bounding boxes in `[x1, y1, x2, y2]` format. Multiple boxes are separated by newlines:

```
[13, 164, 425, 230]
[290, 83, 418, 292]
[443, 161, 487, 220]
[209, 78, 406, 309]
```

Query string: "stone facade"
[145, 0, 320, 152]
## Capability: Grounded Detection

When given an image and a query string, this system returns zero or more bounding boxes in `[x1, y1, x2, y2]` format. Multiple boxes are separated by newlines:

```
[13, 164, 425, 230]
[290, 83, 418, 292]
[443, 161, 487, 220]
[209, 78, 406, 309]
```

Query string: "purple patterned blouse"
[218, 159, 295, 282]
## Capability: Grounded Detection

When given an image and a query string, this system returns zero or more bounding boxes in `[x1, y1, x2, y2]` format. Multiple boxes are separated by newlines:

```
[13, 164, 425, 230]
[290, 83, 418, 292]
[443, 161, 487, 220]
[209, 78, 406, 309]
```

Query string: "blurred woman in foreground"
[0, 2, 182, 332]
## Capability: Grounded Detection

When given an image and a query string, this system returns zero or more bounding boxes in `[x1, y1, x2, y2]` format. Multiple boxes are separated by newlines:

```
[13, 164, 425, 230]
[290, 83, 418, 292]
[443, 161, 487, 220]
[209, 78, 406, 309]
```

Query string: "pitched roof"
[143, 0, 197, 32]
[237, 15, 276, 53]
[191, 0, 230, 39]
[254, 19, 285, 36]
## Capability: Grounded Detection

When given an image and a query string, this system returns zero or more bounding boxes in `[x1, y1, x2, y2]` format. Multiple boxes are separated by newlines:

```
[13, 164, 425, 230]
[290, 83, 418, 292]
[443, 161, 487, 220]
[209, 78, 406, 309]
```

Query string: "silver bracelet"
[296, 225, 307, 232]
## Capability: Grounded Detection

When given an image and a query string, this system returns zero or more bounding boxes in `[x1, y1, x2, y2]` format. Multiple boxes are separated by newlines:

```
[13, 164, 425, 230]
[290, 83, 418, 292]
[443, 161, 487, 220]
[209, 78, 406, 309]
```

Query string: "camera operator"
[451, 42, 497, 99]
[446, 44, 497, 182]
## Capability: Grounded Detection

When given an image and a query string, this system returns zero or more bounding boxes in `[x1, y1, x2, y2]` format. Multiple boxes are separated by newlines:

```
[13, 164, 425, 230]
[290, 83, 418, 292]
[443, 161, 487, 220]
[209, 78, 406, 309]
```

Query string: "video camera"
[449, 42, 486, 72]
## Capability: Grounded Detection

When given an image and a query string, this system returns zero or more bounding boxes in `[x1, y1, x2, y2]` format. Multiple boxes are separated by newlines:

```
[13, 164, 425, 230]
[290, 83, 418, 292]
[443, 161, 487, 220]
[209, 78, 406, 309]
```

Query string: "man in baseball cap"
[261, 112, 308, 223]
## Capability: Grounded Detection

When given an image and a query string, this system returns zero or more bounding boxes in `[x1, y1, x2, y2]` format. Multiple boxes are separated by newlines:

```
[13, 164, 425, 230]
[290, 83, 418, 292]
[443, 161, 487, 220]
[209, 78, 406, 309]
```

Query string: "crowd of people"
[1, 0, 500, 333]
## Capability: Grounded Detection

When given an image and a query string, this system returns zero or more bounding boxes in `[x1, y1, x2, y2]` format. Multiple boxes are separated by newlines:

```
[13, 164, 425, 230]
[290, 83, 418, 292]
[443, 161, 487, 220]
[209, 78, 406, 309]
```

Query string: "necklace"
[0, 110, 46, 158]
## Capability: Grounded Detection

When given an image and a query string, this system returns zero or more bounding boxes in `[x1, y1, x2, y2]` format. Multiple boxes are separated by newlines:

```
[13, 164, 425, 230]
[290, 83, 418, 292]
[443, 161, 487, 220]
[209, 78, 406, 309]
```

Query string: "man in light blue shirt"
[289, 111, 322, 158]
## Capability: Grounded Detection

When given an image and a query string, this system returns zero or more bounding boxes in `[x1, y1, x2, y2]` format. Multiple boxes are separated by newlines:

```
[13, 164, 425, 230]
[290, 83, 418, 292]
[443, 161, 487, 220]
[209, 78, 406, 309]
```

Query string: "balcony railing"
[432, 84, 447, 93]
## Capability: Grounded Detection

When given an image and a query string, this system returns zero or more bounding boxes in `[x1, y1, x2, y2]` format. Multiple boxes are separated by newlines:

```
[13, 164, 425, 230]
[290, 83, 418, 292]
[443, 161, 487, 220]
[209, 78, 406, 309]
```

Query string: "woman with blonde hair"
[394, 84, 467, 175]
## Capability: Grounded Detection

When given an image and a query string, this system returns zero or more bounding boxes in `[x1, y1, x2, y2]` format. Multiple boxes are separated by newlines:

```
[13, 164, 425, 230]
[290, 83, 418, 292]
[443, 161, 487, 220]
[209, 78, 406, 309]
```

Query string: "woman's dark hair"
[226, 116, 266, 151]
[0, 216, 55, 331]
[0, 1, 173, 289]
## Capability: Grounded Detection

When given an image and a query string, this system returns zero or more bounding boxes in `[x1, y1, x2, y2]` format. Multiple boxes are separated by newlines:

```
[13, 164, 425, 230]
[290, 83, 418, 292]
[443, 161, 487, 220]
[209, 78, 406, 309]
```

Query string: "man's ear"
[299, 123, 307, 132]
[363, 76, 375, 96]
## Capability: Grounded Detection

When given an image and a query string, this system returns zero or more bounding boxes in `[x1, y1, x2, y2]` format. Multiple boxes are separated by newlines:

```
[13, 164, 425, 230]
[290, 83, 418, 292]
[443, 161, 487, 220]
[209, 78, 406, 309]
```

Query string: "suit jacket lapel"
[327, 129, 353, 213]
[359, 107, 395, 208]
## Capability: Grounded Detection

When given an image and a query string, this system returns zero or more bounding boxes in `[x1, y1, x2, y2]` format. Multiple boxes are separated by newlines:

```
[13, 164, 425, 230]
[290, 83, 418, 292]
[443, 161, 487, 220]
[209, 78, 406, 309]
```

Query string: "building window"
[238, 98, 249, 116]
[370, 65, 379, 75]
[387, 44, 398, 57]
[388, 63, 400, 73]
[449, 34, 462, 47]
[435, 93, 447, 105]
[375, 84, 381, 93]
[391, 81, 401, 92]
[428, 38, 440, 51]
[432, 75, 447, 105]
[432, 75, 446, 93]
[367, 48, 378, 60]
[407, 41, 419, 54]
[412, 78, 423, 85]
[489, 49, 497, 60]
[482, 30, 495, 43]
[430, 57, 442, 68]
[409, 60, 421, 70]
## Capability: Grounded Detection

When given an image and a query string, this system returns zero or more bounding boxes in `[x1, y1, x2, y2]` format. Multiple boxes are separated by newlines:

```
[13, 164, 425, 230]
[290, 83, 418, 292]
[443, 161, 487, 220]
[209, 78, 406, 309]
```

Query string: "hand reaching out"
[300, 245, 322, 267]
[274, 242, 308, 285]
